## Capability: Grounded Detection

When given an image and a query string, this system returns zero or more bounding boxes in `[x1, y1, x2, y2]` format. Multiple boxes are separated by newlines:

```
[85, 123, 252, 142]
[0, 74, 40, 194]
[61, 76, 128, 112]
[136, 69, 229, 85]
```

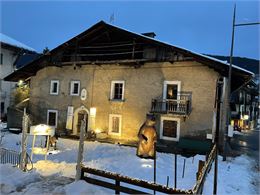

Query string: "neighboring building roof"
[0, 32, 36, 52]
[15, 53, 41, 69]
[4, 21, 254, 91]
[206, 55, 259, 74]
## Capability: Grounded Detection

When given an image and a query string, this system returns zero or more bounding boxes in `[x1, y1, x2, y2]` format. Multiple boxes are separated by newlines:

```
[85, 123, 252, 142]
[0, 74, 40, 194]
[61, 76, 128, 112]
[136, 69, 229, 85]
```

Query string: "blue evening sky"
[1, 1, 259, 60]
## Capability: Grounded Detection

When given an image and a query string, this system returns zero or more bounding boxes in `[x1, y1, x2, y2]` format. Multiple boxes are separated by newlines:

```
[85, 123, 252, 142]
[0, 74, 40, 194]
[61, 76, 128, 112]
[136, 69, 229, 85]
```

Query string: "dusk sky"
[1, 1, 259, 60]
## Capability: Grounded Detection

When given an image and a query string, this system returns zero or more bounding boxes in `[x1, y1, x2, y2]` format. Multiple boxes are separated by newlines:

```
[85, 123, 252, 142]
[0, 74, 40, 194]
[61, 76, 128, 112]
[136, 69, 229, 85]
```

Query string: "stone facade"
[29, 61, 221, 142]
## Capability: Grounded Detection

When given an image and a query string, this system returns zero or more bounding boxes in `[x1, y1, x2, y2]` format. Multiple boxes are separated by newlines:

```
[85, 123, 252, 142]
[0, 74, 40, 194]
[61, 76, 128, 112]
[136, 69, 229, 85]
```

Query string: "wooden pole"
[182, 159, 186, 178]
[213, 78, 224, 194]
[174, 154, 177, 188]
[30, 135, 36, 161]
[153, 142, 156, 195]
[20, 108, 28, 171]
[45, 135, 50, 160]
[75, 118, 86, 181]
[224, 4, 236, 162]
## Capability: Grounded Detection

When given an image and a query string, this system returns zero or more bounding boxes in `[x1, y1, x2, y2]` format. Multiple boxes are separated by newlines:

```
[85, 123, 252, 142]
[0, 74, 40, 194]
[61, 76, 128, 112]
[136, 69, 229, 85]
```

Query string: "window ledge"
[109, 99, 126, 102]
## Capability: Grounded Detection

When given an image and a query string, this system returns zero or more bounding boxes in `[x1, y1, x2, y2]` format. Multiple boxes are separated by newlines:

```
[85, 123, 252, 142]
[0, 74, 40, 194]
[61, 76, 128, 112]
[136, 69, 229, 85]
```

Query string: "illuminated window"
[110, 81, 125, 100]
[109, 114, 122, 135]
[70, 81, 80, 96]
[160, 117, 180, 141]
[47, 110, 58, 127]
[50, 80, 59, 95]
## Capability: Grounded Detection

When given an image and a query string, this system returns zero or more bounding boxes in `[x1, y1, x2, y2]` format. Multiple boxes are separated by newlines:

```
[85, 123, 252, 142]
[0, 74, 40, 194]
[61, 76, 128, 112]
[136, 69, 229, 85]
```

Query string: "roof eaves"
[104, 21, 254, 76]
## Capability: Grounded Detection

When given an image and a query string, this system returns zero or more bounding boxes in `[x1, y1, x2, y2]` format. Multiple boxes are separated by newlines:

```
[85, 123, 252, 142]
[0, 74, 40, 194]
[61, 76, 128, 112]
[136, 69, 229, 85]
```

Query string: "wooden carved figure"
[136, 114, 157, 159]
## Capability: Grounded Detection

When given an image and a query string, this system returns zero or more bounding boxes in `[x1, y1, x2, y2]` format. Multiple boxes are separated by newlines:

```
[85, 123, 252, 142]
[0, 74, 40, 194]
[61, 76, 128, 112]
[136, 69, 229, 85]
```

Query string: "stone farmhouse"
[4, 21, 253, 146]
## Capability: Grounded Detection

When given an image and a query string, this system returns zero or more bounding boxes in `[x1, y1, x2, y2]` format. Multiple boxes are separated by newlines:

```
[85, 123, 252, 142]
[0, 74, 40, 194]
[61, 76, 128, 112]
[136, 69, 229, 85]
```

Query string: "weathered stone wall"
[29, 61, 219, 141]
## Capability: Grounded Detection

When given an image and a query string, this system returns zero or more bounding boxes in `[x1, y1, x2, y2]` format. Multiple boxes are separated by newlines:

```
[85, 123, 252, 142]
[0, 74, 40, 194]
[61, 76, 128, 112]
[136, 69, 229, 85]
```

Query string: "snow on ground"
[0, 129, 259, 194]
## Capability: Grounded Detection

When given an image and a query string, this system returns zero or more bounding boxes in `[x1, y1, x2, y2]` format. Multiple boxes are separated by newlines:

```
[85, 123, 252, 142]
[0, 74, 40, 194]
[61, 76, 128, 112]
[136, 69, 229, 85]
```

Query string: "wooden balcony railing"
[151, 92, 192, 115]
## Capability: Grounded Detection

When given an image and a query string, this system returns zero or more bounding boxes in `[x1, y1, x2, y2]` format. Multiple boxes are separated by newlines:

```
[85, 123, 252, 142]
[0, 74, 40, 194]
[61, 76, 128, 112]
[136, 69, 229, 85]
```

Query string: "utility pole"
[223, 4, 260, 161]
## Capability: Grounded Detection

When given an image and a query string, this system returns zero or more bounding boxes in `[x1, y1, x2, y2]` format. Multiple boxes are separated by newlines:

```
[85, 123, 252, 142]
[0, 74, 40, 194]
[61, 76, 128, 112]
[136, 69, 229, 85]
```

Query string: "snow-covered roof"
[0, 32, 36, 52]
[107, 22, 254, 76]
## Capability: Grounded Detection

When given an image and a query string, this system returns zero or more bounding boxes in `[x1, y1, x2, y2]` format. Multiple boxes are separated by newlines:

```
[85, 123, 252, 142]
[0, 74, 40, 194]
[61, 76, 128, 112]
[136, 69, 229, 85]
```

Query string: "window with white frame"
[50, 80, 59, 95]
[47, 110, 58, 127]
[110, 81, 125, 100]
[109, 114, 122, 135]
[160, 117, 180, 141]
[70, 81, 80, 96]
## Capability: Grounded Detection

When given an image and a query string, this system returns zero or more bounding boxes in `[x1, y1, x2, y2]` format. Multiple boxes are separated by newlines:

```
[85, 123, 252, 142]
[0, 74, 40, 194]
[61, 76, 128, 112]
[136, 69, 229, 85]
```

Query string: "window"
[160, 117, 180, 141]
[109, 114, 122, 135]
[163, 81, 181, 100]
[110, 81, 125, 100]
[1, 102, 4, 114]
[70, 81, 80, 96]
[50, 80, 59, 95]
[0, 53, 3, 65]
[47, 110, 58, 127]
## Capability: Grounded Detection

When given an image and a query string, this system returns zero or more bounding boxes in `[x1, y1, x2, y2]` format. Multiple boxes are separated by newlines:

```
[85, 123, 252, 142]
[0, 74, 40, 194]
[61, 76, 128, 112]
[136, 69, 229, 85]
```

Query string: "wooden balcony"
[151, 92, 192, 115]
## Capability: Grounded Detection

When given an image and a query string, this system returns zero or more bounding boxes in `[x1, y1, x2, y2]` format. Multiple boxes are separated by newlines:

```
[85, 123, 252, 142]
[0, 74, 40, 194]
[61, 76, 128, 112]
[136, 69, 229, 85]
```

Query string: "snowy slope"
[0, 131, 259, 195]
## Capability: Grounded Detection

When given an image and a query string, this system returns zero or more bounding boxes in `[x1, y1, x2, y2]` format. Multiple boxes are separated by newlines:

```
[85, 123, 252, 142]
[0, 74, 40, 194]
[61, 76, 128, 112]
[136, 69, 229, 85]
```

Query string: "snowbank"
[0, 164, 41, 194]
[0, 132, 259, 194]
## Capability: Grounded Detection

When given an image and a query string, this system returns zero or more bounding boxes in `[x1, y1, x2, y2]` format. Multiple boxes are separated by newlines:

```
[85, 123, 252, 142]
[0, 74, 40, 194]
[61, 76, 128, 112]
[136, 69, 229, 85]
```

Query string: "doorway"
[76, 110, 88, 134]
[73, 106, 89, 135]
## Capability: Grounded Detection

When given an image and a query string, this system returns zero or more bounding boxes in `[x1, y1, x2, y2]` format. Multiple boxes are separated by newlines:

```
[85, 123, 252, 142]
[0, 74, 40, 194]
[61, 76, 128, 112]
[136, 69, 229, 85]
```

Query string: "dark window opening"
[48, 112, 56, 126]
[167, 84, 178, 99]
[113, 83, 123, 100]
[73, 83, 79, 94]
[163, 120, 177, 138]
[52, 82, 58, 93]
[1, 102, 4, 114]
[0, 53, 3, 65]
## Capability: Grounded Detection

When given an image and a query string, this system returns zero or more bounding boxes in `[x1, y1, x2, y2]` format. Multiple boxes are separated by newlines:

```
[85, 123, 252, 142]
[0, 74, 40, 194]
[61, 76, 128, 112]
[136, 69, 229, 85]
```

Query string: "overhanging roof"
[4, 21, 254, 91]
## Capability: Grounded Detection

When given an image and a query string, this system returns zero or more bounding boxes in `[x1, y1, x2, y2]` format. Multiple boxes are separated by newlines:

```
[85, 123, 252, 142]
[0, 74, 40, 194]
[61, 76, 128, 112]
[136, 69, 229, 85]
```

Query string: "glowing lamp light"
[18, 80, 24, 86]
[94, 128, 102, 134]
[243, 115, 249, 120]
[35, 124, 50, 132]
[30, 124, 55, 136]
[90, 107, 96, 117]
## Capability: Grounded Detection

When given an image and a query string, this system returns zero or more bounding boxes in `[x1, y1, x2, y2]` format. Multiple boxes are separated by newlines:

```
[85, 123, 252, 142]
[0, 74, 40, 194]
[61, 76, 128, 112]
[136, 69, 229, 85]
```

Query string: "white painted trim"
[160, 116, 180, 141]
[163, 81, 181, 100]
[70, 81, 81, 96]
[47, 109, 58, 128]
[50, 80, 59, 95]
[110, 80, 125, 100]
[108, 114, 122, 136]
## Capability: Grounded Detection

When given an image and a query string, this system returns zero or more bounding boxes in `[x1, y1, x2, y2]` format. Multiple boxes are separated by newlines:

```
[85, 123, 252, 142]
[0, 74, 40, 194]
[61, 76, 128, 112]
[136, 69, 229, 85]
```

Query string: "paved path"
[230, 128, 259, 165]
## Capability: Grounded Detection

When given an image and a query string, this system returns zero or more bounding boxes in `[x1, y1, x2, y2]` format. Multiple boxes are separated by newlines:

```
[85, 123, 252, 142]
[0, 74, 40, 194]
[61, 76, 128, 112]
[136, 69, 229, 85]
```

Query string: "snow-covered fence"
[192, 144, 216, 194]
[0, 148, 21, 166]
[0, 147, 32, 171]
[80, 166, 193, 194]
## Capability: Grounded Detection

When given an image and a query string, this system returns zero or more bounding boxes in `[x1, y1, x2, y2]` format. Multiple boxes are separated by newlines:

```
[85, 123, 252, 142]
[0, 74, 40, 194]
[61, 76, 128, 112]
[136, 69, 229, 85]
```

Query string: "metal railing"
[0, 148, 21, 166]
[151, 92, 192, 115]
[0, 147, 32, 171]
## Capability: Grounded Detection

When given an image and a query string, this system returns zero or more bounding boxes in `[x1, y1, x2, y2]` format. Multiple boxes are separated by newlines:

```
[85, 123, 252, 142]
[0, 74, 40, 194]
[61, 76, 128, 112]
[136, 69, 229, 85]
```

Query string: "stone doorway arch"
[73, 106, 90, 135]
